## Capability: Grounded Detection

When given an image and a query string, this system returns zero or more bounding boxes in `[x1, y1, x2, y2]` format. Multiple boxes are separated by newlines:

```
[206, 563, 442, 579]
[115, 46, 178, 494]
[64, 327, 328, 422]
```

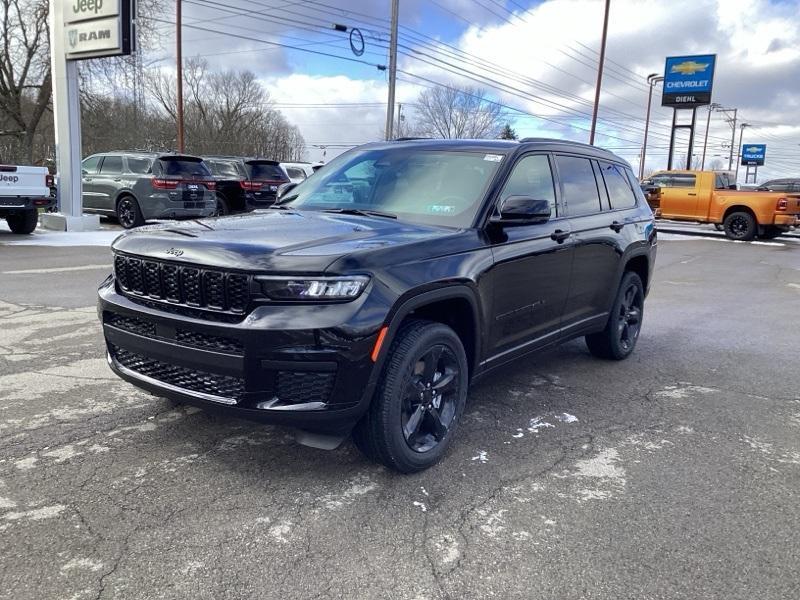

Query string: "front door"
[486, 153, 574, 364]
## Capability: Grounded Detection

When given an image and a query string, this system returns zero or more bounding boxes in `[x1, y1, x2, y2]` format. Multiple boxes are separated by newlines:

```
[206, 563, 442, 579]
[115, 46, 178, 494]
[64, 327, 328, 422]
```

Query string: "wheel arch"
[722, 204, 758, 224]
[383, 285, 482, 380]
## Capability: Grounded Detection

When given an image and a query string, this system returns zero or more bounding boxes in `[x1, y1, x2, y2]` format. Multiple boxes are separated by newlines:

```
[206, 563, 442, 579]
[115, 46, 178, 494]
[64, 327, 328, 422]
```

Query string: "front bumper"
[98, 277, 383, 435]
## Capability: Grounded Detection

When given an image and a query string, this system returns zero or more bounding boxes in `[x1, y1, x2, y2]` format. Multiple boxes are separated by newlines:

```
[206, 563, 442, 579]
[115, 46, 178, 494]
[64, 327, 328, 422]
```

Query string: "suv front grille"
[111, 344, 245, 403]
[114, 253, 251, 315]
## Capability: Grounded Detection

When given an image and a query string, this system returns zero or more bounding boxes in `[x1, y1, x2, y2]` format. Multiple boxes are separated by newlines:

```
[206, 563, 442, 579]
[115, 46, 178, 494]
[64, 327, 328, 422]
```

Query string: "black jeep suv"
[202, 156, 290, 214]
[98, 139, 656, 472]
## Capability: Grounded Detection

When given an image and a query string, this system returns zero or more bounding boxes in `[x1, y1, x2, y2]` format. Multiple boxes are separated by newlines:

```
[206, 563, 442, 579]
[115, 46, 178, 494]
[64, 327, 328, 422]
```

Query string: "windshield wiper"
[322, 208, 397, 219]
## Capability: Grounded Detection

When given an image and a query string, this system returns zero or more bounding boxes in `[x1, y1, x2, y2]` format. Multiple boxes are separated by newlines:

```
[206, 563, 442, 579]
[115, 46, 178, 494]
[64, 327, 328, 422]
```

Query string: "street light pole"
[176, 0, 185, 153]
[384, 0, 399, 141]
[700, 103, 720, 170]
[589, 0, 611, 145]
[640, 73, 663, 179]
[734, 123, 749, 183]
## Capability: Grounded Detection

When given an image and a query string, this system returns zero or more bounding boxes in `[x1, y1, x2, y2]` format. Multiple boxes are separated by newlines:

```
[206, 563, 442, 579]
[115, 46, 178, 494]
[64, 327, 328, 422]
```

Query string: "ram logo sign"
[661, 54, 716, 108]
[741, 144, 766, 167]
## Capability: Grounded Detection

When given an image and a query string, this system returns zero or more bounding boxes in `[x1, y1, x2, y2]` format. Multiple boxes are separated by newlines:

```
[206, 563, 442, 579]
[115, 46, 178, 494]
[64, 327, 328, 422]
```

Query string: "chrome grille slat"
[114, 253, 250, 315]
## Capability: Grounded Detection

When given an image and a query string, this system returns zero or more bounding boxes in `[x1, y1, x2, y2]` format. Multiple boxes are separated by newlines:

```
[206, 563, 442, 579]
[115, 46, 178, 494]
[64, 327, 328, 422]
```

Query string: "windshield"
[280, 147, 504, 228]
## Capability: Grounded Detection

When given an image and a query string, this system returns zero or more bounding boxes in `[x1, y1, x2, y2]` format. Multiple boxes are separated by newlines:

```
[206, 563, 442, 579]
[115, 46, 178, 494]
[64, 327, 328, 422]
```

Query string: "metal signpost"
[43, 0, 135, 231]
[741, 144, 766, 184]
[661, 54, 716, 170]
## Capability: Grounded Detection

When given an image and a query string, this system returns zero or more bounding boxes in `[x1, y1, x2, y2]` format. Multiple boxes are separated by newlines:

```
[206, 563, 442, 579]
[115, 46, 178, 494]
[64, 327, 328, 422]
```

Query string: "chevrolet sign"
[662, 54, 716, 108]
[741, 144, 766, 166]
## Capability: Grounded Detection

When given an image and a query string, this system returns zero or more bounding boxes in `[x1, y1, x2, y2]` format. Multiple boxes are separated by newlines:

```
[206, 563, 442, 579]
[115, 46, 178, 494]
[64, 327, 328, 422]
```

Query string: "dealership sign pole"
[44, 0, 135, 232]
[661, 54, 716, 171]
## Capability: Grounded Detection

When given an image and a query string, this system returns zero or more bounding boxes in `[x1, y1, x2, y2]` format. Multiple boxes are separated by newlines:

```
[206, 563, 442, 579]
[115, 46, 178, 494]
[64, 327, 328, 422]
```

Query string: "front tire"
[6, 209, 38, 234]
[353, 320, 468, 473]
[723, 211, 757, 241]
[586, 272, 645, 360]
[116, 195, 144, 229]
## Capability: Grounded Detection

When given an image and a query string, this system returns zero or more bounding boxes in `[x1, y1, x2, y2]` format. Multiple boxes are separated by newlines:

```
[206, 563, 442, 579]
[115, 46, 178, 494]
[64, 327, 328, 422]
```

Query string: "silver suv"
[81, 152, 217, 228]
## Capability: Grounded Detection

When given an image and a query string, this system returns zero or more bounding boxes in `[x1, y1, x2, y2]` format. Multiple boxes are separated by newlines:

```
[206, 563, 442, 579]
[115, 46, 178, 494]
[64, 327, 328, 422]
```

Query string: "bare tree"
[0, 0, 51, 163]
[415, 85, 505, 139]
[147, 57, 305, 160]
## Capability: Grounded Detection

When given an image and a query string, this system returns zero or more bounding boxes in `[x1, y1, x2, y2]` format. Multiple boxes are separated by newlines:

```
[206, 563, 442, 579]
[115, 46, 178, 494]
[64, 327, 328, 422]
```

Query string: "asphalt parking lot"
[1, 226, 799, 600]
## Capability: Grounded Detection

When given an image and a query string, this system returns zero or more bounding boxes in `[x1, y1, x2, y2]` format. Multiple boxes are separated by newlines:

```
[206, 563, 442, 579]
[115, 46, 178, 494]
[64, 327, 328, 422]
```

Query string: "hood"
[111, 210, 455, 273]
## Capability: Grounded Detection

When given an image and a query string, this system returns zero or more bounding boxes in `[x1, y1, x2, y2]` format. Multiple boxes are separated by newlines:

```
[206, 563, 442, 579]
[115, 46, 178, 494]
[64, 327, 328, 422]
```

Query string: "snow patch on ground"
[433, 534, 460, 564]
[554, 413, 578, 423]
[412, 501, 427, 512]
[318, 475, 378, 511]
[655, 384, 716, 400]
[2, 504, 66, 521]
[527, 417, 555, 433]
[269, 522, 292, 544]
[477, 508, 507, 538]
[471, 450, 488, 463]
[60, 558, 105, 573]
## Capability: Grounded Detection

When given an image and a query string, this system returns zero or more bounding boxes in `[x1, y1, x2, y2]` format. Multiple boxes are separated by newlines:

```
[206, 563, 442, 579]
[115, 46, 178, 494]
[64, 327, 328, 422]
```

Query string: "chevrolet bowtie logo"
[746, 146, 761, 153]
[670, 60, 709, 76]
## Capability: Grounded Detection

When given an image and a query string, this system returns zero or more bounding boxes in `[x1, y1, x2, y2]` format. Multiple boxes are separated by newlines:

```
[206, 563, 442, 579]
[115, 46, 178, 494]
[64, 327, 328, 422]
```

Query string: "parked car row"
[79, 151, 322, 228]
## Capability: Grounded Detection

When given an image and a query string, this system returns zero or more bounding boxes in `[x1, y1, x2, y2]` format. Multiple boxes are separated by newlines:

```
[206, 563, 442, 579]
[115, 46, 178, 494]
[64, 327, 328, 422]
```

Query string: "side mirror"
[492, 196, 551, 225]
[277, 181, 298, 200]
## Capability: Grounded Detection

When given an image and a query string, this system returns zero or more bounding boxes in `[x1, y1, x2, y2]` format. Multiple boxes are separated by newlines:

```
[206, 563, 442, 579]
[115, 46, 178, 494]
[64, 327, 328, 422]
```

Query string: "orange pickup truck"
[642, 170, 800, 240]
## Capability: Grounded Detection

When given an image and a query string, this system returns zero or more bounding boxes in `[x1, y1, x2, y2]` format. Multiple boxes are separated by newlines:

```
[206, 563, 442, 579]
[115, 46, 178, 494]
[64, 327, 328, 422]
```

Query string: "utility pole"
[589, 0, 611, 145]
[734, 123, 749, 183]
[640, 73, 663, 179]
[384, 0, 400, 141]
[700, 103, 720, 170]
[176, 0, 185, 152]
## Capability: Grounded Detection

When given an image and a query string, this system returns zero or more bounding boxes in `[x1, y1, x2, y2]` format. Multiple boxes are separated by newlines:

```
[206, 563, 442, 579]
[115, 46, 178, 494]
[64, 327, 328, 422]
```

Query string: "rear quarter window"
[126, 157, 152, 174]
[599, 162, 637, 209]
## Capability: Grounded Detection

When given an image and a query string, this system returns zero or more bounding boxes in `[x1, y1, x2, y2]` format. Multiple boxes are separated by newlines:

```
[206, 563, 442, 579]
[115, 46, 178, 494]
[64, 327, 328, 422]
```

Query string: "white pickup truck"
[0, 164, 54, 234]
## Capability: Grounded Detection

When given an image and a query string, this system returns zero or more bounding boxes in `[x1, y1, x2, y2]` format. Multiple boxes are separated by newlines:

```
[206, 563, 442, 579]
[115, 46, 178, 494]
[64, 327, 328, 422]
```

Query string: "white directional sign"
[66, 0, 121, 24]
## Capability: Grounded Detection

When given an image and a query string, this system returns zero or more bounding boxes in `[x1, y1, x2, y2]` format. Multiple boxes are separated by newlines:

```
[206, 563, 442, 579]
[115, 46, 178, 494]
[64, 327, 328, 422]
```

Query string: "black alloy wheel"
[401, 345, 460, 453]
[723, 211, 756, 241]
[353, 320, 469, 473]
[585, 271, 645, 360]
[616, 281, 643, 353]
[117, 196, 143, 229]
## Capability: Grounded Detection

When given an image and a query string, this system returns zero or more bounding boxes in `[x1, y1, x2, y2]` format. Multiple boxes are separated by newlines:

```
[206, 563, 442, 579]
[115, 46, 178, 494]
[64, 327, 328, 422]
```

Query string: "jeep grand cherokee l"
[98, 138, 656, 473]
[81, 152, 217, 228]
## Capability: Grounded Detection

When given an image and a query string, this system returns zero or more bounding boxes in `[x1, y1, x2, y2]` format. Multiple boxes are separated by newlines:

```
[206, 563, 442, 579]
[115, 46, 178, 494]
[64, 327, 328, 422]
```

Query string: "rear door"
[486, 153, 574, 362]
[556, 154, 621, 331]
[81, 155, 103, 209]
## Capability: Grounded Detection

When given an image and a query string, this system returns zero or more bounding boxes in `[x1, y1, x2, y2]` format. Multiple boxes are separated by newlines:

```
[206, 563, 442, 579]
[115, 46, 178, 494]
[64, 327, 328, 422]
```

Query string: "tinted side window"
[599, 162, 637, 209]
[669, 174, 696, 188]
[158, 159, 211, 178]
[100, 156, 123, 174]
[499, 154, 556, 213]
[127, 157, 152, 174]
[249, 163, 288, 179]
[82, 156, 101, 174]
[555, 155, 601, 216]
[285, 167, 306, 180]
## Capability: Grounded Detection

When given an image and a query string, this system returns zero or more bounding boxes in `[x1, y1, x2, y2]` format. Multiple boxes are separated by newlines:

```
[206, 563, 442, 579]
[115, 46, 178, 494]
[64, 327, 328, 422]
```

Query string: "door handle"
[113, 178, 122, 182]
[687, 193, 697, 196]
[610, 220, 624, 233]
[550, 229, 571, 243]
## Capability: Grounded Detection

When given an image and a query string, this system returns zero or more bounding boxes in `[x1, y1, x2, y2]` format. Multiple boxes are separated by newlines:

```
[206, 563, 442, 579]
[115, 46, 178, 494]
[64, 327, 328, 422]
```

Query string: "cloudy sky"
[149, 0, 800, 181]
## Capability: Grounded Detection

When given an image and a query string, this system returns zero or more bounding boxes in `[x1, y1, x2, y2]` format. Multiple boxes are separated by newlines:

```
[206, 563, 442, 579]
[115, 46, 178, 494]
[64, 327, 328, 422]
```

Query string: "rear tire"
[586, 272, 644, 361]
[353, 320, 469, 473]
[116, 195, 144, 229]
[213, 194, 229, 217]
[723, 211, 757, 241]
[6, 209, 38, 234]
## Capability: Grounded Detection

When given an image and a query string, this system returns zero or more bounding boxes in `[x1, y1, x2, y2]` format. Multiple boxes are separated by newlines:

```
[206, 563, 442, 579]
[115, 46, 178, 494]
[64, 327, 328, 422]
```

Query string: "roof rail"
[519, 137, 591, 146]
[393, 136, 430, 141]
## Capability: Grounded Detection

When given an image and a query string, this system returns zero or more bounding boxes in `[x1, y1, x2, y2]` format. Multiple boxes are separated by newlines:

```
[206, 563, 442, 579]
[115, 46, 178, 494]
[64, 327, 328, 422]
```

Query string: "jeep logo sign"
[66, 0, 120, 24]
